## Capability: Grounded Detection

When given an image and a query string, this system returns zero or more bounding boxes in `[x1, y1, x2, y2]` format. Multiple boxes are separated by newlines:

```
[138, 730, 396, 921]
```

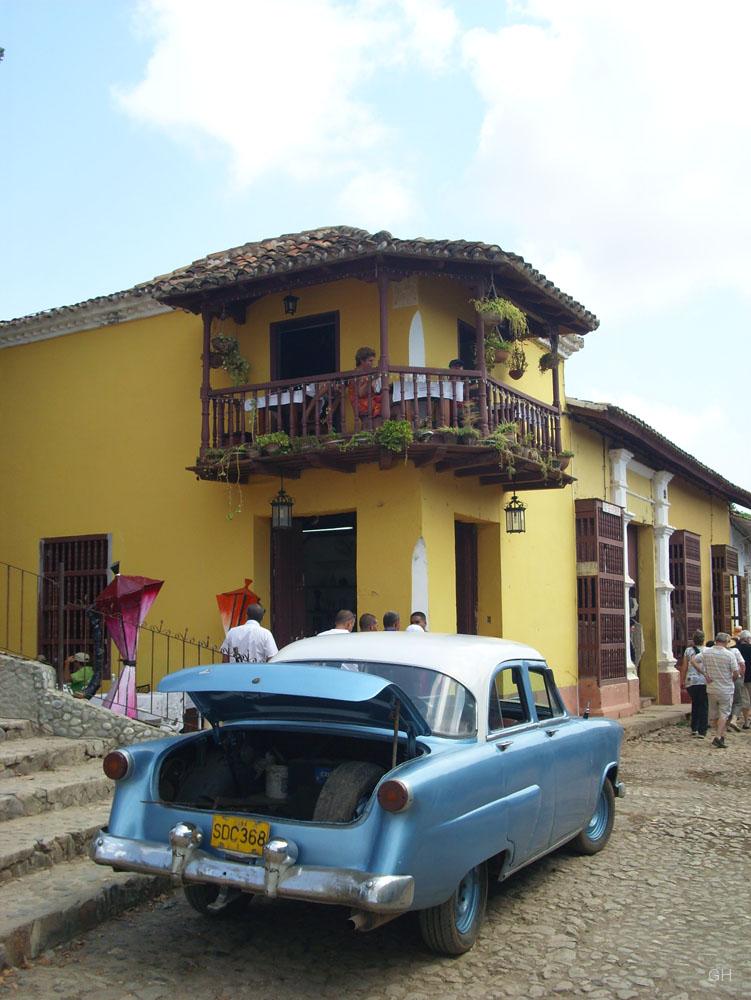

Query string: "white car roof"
[272, 632, 546, 699]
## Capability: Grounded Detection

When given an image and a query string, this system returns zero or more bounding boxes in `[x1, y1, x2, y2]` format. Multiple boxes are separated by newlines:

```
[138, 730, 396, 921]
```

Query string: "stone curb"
[0, 862, 171, 969]
[619, 705, 689, 741]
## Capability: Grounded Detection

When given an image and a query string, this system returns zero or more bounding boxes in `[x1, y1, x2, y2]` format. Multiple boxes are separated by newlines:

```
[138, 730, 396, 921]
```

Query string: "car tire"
[418, 862, 488, 956]
[571, 779, 615, 855]
[312, 761, 385, 823]
[183, 883, 251, 917]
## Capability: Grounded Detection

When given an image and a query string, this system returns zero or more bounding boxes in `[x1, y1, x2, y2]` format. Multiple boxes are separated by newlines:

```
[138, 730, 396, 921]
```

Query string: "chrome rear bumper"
[90, 824, 414, 913]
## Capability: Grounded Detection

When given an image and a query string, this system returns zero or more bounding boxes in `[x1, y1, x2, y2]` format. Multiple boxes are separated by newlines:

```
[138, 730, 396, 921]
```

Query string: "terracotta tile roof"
[149, 225, 599, 331]
[567, 398, 751, 509]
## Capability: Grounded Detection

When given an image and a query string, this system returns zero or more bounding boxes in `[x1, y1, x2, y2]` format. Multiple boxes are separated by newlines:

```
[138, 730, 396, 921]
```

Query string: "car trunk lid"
[158, 663, 431, 735]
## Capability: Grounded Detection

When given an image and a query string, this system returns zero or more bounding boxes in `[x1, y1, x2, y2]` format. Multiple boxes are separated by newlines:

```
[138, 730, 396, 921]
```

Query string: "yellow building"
[1, 226, 748, 718]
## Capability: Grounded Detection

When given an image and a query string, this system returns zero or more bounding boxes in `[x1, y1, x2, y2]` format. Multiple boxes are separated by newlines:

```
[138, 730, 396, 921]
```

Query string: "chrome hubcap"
[454, 866, 480, 934]
[586, 787, 609, 841]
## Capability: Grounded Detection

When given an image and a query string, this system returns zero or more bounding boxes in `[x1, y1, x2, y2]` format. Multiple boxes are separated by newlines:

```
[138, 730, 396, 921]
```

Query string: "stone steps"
[0, 801, 112, 882]
[0, 856, 169, 968]
[0, 719, 38, 743]
[0, 728, 170, 969]
[0, 758, 113, 822]
[0, 736, 110, 779]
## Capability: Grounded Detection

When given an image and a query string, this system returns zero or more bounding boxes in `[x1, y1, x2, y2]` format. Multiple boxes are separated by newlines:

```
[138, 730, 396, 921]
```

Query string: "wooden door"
[38, 534, 110, 674]
[271, 525, 306, 648]
[575, 499, 626, 684]
[711, 544, 740, 634]
[455, 522, 478, 635]
[669, 530, 703, 660]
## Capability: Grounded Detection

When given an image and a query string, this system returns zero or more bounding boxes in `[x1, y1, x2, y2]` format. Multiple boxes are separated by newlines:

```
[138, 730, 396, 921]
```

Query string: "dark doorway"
[271, 312, 339, 381]
[457, 320, 477, 370]
[455, 521, 478, 634]
[271, 512, 356, 647]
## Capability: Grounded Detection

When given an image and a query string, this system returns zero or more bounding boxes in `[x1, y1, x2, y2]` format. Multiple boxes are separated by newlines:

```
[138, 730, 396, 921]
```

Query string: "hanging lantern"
[271, 480, 295, 529]
[283, 294, 300, 316]
[504, 493, 527, 534]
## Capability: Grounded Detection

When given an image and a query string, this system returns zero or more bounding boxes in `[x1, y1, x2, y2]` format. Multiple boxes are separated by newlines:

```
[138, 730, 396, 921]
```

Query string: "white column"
[653, 471, 677, 673]
[609, 449, 637, 679]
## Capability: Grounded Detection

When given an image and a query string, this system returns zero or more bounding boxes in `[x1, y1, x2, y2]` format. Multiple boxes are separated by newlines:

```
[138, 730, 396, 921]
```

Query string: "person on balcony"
[347, 347, 382, 427]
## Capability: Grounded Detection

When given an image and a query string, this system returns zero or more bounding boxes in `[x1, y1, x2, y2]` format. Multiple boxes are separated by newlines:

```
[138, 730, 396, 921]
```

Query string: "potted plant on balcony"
[210, 334, 251, 386]
[374, 419, 413, 454]
[557, 449, 574, 471]
[470, 296, 529, 339]
[434, 425, 460, 445]
[256, 431, 291, 455]
[457, 426, 481, 446]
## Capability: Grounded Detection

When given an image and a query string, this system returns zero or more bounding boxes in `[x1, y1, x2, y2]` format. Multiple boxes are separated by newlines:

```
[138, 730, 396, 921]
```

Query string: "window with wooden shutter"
[669, 530, 703, 660]
[39, 535, 110, 672]
[711, 544, 740, 634]
[575, 499, 626, 684]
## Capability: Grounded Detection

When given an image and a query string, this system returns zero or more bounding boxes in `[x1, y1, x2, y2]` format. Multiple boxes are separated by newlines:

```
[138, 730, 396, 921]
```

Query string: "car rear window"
[308, 660, 476, 738]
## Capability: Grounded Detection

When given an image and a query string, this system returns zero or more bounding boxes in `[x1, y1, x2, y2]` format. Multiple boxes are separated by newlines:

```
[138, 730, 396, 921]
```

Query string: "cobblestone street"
[2, 723, 749, 1000]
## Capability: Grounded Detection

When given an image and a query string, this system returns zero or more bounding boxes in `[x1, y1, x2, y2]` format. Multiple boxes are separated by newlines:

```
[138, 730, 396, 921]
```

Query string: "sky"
[2, 0, 750, 490]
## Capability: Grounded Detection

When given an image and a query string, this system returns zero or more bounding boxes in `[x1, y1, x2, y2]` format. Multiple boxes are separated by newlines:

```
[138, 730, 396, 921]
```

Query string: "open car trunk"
[158, 726, 424, 822]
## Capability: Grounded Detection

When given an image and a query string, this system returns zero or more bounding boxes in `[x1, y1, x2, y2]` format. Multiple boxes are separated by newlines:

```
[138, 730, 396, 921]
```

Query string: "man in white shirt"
[221, 603, 278, 663]
[692, 633, 740, 748]
[318, 609, 355, 635]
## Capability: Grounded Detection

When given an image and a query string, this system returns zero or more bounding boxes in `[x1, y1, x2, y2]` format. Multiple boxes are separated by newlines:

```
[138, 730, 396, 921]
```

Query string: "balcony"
[190, 367, 570, 489]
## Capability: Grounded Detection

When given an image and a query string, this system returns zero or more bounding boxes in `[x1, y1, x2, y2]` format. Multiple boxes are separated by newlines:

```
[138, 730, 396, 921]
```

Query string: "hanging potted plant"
[557, 449, 574, 471]
[484, 330, 511, 370]
[538, 350, 557, 374]
[508, 341, 528, 380]
[469, 296, 529, 339]
[210, 334, 251, 386]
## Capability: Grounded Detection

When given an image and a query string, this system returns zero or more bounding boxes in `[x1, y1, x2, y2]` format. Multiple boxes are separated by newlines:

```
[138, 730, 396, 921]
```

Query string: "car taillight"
[103, 750, 132, 781]
[377, 779, 412, 813]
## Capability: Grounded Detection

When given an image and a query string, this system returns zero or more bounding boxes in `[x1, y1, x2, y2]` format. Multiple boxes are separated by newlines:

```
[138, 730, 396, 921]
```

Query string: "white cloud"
[117, 0, 458, 204]
[461, 1, 751, 320]
[337, 168, 416, 229]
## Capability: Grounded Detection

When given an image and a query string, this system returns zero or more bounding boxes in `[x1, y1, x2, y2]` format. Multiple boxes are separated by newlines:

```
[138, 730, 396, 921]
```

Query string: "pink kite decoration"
[94, 574, 163, 719]
[216, 578, 259, 634]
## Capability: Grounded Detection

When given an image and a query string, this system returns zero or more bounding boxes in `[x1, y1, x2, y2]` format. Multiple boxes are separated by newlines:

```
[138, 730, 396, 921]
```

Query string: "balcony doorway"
[271, 311, 339, 381]
[271, 512, 356, 647]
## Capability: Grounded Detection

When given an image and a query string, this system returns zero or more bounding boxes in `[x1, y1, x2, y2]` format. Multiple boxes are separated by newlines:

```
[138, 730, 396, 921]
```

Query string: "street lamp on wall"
[271, 479, 295, 529]
[504, 493, 527, 534]
[283, 294, 300, 317]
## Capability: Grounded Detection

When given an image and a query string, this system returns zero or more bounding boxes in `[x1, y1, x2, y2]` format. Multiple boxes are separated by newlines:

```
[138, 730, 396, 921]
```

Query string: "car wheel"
[312, 761, 385, 823]
[571, 779, 615, 855]
[418, 862, 488, 956]
[183, 883, 250, 917]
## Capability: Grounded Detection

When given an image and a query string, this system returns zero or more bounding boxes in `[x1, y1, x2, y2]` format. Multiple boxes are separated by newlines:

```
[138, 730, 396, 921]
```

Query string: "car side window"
[488, 664, 531, 732]
[527, 664, 565, 720]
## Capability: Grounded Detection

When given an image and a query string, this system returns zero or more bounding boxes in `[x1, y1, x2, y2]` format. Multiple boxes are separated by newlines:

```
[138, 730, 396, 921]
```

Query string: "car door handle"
[545, 729, 557, 737]
[496, 740, 513, 752]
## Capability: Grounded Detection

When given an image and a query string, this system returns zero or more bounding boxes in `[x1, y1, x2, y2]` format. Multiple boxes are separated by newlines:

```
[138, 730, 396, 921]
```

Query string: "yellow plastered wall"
[0, 310, 276, 669]
[499, 487, 579, 689]
[568, 422, 608, 502]
[625, 469, 654, 525]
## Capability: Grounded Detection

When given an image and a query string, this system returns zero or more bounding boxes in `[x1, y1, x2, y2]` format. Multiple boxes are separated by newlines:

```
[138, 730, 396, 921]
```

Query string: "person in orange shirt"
[347, 346, 382, 425]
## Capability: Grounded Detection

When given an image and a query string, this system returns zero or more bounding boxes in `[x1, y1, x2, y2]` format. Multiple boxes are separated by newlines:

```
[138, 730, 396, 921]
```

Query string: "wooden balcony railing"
[203, 367, 561, 458]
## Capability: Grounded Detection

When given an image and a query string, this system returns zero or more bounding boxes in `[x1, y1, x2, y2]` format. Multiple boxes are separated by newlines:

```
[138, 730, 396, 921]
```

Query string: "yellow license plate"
[210, 815, 270, 856]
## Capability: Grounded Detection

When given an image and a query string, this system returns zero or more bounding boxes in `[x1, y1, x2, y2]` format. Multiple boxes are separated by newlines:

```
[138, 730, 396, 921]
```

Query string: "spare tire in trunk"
[312, 761, 385, 823]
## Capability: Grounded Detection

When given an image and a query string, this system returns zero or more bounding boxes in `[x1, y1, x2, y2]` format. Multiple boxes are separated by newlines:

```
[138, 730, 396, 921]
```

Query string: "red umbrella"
[216, 579, 259, 634]
[94, 575, 163, 719]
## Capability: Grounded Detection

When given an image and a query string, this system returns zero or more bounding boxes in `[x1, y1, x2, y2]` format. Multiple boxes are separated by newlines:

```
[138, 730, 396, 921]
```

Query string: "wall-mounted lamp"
[283, 294, 300, 317]
[271, 479, 295, 529]
[504, 493, 527, 534]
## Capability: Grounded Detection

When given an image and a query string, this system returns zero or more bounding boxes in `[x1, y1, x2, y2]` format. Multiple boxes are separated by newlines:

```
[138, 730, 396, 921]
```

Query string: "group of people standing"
[220, 604, 428, 663]
[682, 627, 751, 748]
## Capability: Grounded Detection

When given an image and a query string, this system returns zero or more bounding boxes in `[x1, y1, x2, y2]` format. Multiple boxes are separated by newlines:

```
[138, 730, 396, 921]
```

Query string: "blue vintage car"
[91, 633, 624, 955]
